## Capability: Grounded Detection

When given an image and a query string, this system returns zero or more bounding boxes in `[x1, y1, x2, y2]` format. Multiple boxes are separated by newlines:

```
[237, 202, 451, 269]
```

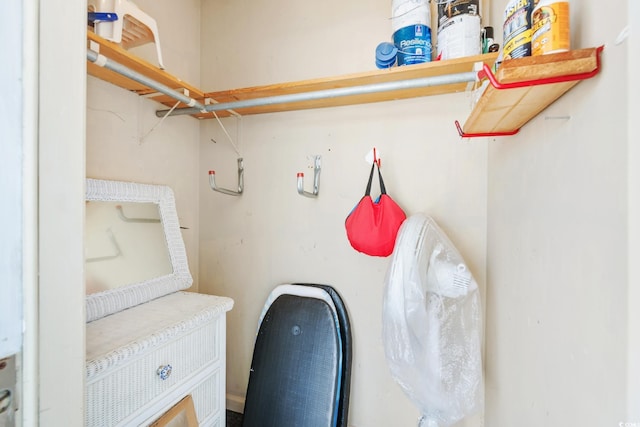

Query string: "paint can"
[436, 0, 482, 60]
[503, 0, 534, 59]
[532, 0, 570, 55]
[391, 0, 432, 65]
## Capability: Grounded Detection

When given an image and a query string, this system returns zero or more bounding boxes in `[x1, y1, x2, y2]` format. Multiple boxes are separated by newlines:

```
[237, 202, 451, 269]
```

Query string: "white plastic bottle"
[391, 0, 432, 66]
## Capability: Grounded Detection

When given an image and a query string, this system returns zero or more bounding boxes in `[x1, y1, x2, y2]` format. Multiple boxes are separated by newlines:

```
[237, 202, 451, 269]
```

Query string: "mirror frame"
[85, 178, 193, 322]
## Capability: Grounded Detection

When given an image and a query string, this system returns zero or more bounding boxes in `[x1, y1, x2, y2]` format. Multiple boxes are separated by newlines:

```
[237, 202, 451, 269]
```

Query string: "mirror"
[85, 178, 192, 322]
[85, 201, 172, 293]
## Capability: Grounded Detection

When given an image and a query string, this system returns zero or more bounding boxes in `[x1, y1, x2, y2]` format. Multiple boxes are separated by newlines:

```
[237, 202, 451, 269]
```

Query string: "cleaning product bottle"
[391, 0, 431, 66]
[532, 0, 570, 55]
[483, 26, 494, 53]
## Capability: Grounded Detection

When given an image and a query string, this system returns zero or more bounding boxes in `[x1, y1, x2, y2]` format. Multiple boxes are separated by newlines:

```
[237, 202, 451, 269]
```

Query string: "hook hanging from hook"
[297, 155, 321, 198]
[208, 158, 244, 196]
[366, 147, 382, 168]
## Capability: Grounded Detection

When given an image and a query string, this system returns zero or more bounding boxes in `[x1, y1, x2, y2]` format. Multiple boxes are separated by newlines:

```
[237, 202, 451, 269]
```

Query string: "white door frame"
[2, 0, 86, 425]
[37, 0, 87, 425]
[627, 0, 640, 421]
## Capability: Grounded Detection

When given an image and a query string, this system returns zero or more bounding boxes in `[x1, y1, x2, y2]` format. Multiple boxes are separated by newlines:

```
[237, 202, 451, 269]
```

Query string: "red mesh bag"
[345, 162, 406, 257]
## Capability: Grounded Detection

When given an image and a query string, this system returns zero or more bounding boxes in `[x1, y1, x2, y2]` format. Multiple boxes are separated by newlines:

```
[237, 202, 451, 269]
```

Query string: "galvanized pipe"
[86, 49, 207, 112]
[156, 70, 478, 117]
[87, 48, 478, 118]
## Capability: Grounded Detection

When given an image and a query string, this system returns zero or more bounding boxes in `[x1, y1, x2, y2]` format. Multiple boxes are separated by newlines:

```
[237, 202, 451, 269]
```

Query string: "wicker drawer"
[86, 315, 221, 426]
[136, 364, 223, 426]
[187, 368, 223, 426]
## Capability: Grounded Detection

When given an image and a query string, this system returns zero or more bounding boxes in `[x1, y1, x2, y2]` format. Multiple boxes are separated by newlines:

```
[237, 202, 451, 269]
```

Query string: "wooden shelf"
[87, 32, 498, 119]
[194, 52, 498, 119]
[459, 47, 603, 136]
[87, 32, 205, 108]
[87, 32, 602, 131]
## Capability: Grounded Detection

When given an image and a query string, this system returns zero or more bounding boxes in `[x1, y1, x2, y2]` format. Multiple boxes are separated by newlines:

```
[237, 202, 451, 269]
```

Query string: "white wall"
[199, 0, 487, 425]
[486, 0, 631, 425]
[82, 0, 638, 426]
[86, 0, 202, 290]
[1, 0, 25, 360]
[627, 0, 640, 421]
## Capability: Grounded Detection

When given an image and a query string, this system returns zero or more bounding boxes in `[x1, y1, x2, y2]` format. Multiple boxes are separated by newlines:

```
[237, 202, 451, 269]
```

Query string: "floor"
[226, 410, 243, 427]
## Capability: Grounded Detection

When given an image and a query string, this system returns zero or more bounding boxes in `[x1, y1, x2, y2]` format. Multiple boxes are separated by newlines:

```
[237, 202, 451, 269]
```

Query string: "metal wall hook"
[208, 158, 244, 196]
[297, 155, 321, 198]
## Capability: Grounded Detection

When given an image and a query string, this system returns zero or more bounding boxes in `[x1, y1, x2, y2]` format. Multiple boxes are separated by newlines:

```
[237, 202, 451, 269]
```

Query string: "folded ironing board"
[242, 284, 352, 427]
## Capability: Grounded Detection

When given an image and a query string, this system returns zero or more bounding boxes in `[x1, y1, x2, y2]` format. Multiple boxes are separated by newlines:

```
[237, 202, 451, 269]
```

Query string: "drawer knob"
[156, 364, 172, 381]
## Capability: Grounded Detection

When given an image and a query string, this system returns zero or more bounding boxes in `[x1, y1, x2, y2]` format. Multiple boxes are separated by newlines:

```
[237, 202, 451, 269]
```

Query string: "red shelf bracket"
[455, 120, 520, 138]
[456, 45, 604, 138]
[478, 45, 604, 90]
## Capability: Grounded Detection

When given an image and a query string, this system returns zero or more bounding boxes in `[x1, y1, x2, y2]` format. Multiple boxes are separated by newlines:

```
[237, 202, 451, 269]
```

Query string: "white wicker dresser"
[86, 291, 234, 426]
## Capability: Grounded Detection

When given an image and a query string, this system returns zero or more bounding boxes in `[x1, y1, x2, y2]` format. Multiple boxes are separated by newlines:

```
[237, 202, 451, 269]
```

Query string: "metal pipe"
[156, 70, 478, 117]
[86, 49, 207, 112]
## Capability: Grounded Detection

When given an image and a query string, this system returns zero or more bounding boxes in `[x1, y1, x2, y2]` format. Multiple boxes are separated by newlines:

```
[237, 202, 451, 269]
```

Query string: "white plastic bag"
[383, 213, 484, 427]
